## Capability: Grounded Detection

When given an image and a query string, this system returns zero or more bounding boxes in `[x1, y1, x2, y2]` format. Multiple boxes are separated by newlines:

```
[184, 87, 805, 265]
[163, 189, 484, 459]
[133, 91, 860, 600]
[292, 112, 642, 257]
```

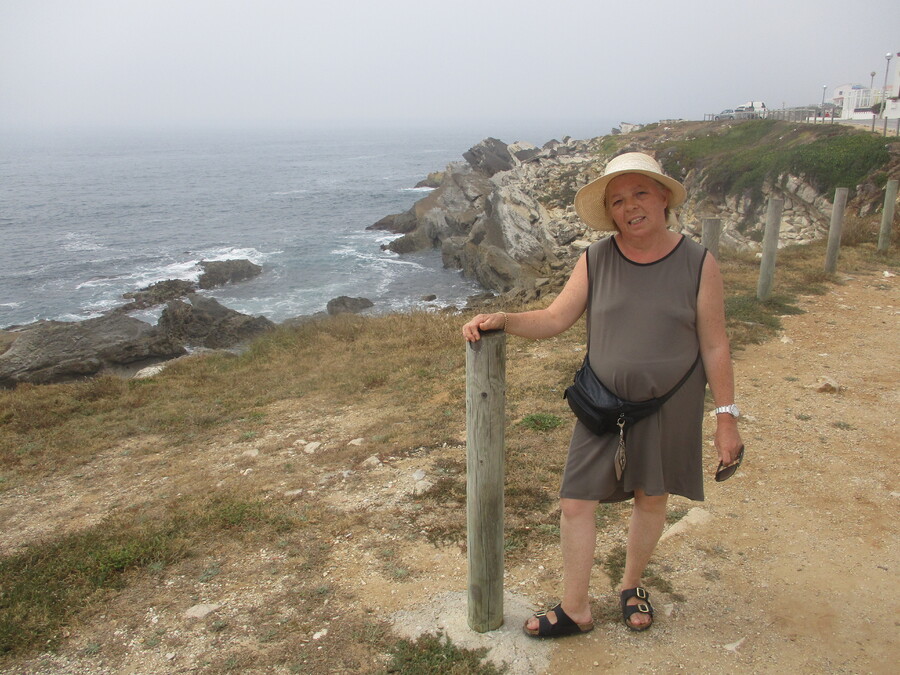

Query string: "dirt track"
[519, 267, 900, 673]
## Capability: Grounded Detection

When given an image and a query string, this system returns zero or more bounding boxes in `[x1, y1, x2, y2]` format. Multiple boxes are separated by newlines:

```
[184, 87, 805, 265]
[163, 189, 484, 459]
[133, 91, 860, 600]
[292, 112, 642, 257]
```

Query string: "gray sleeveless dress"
[561, 235, 709, 502]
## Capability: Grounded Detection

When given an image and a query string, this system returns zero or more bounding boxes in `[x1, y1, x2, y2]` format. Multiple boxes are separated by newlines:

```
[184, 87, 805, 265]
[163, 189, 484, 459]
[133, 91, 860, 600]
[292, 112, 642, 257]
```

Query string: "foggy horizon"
[2, 0, 899, 145]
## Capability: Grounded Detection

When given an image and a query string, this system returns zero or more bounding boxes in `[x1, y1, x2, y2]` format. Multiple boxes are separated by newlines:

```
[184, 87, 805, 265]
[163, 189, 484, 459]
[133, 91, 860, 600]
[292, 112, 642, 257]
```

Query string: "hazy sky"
[2, 0, 898, 140]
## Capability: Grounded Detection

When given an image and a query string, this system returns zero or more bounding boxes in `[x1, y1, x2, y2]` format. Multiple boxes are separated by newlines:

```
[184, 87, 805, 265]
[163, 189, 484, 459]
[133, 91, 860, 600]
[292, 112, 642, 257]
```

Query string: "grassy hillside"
[659, 119, 895, 200]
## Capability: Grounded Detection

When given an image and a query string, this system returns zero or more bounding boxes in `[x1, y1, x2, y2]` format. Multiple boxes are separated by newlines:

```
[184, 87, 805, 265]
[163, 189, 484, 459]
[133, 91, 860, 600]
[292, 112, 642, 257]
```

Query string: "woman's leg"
[525, 497, 597, 630]
[620, 489, 669, 628]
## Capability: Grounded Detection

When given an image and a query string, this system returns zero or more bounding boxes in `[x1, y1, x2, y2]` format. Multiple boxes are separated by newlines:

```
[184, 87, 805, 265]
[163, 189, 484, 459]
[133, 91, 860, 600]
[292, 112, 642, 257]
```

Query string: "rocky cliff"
[371, 120, 899, 302]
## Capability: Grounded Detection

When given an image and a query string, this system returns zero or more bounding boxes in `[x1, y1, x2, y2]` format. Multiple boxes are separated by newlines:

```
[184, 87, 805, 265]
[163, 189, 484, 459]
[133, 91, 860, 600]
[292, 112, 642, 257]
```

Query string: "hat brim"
[574, 169, 686, 231]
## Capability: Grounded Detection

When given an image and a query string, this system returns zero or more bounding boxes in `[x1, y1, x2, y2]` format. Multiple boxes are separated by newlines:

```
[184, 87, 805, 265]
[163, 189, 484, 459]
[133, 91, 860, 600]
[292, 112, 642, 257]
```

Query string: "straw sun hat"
[574, 152, 687, 231]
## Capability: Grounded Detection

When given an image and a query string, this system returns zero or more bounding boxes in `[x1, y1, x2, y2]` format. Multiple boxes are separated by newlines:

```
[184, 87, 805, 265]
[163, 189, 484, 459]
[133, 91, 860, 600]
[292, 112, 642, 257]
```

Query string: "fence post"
[877, 179, 899, 252]
[702, 217, 722, 260]
[757, 198, 784, 301]
[824, 188, 849, 274]
[466, 330, 506, 633]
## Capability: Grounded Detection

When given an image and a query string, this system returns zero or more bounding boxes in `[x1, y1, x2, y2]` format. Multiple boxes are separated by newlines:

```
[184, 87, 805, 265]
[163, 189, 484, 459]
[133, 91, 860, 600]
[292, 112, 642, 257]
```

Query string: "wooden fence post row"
[465, 330, 506, 633]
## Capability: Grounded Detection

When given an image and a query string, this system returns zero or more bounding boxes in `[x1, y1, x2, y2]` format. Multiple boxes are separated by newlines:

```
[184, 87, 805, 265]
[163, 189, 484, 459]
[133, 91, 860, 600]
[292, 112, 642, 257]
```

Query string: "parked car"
[715, 109, 735, 120]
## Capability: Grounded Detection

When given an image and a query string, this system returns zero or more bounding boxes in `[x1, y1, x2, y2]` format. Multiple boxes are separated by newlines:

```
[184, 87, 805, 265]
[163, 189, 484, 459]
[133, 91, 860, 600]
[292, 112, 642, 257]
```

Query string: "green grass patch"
[660, 120, 893, 206]
[601, 544, 627, 588]
[519, 413, 564, 432]
[0, 494, 317, 658]
[386, 632, 505, 674]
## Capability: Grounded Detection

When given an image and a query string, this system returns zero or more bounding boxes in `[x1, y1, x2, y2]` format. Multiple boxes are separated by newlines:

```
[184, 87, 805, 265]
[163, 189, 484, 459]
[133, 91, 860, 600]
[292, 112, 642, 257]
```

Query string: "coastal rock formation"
[113, 259, 263, 314]
[369, 136, 600, 299]
[198, 259, 263, 290]
[414, 171, 445, 189]
[0, 293, 275, 387]
[0, 315, 186, 387]
[326, 296, 374, 315]
[374, 123, 898, 301]
[118, 279, 198, 312]
[158, 294, 275, 349]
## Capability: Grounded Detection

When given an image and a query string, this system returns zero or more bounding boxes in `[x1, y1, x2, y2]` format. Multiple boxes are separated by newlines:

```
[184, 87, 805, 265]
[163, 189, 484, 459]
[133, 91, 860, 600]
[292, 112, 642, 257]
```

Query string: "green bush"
[660, 120, 891, 203]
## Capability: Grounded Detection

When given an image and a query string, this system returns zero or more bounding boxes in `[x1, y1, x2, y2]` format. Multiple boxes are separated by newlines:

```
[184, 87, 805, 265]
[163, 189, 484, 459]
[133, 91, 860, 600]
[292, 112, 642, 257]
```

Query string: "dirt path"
[517, 267, 899, 673]
[2, 268, 897, 674]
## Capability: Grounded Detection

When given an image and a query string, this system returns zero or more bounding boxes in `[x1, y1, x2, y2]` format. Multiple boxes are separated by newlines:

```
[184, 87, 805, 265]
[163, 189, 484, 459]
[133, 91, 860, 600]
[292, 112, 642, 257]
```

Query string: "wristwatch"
[714, 404, 740, 418]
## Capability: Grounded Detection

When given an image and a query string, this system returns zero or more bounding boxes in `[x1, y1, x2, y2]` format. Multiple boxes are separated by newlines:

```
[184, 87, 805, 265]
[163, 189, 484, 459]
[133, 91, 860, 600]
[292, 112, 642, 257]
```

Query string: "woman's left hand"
[714, 420, 743, 466]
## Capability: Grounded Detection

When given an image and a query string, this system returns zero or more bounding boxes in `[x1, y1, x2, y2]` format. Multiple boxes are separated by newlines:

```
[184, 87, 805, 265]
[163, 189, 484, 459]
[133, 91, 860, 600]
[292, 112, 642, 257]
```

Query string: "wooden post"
[877, 179, 898, 252]
[824, 188, 849, 274]
[702, 217, 722, 260]
[757, 198, 784, 302]
[466, 330, 506, 632]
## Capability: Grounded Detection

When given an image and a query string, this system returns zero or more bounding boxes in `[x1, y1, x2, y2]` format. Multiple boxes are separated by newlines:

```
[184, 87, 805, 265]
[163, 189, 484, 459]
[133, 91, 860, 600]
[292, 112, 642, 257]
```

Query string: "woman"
[462, 152, 743, 636]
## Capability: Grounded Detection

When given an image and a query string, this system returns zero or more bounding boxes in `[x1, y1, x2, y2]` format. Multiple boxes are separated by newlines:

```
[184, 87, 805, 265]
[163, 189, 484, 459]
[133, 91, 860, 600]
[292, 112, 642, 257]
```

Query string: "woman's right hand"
[462, 312, 505, 342]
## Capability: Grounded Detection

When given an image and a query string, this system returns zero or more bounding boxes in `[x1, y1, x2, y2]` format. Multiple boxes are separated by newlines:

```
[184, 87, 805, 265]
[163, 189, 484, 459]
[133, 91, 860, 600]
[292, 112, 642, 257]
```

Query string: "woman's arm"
[696, 253, 744, 465]
[462, 250, 589, 342]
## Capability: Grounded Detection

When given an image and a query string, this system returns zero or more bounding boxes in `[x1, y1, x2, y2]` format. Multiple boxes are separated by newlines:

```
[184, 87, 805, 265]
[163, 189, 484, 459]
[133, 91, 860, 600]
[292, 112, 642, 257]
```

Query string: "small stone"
[284, 489, 303, 498]
[312, 629, 328, 640]
[348, 438, 365, 446]
[166, 653, 176, 661]
[412, 469, 427, 481]
[360, 455, 382, 469]
[304, 441, 322, 454]
[242, 448, 259, 458]
[185, 604, 221, 619]
[723, 637, 746, 653]
[134, 364, 167, 379]
[412, 479, 434, 496]
[814, 377, 840, 393]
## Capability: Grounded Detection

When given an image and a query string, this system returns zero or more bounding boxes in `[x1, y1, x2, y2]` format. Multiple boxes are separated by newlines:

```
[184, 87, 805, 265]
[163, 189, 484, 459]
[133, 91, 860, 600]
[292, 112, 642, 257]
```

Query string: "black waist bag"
[564, 354, 700, 437]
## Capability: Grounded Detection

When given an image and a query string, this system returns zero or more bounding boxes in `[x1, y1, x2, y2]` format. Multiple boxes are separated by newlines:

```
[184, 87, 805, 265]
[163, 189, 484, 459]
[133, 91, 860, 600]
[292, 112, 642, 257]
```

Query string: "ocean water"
[0, 127, 501, 328]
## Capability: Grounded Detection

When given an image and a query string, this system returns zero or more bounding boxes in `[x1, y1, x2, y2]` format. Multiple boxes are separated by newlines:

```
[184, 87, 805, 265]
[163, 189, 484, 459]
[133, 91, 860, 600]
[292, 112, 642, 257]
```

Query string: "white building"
[836, 51, 900, 120]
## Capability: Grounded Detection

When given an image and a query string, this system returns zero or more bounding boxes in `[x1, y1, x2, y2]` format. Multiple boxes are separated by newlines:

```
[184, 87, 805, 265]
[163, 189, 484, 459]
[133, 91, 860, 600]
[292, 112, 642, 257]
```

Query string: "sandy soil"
[1, 268, 897, 674]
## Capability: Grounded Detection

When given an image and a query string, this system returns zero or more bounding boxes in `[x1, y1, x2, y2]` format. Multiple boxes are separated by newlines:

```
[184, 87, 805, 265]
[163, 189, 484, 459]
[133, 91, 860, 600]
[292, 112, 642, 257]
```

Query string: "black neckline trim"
[612, 234, 686, 266]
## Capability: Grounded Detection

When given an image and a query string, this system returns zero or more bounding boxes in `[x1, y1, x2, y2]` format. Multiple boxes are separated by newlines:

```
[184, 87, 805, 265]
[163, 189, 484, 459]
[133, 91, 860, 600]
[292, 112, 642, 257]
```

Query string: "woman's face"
[605, 173, 670, 234]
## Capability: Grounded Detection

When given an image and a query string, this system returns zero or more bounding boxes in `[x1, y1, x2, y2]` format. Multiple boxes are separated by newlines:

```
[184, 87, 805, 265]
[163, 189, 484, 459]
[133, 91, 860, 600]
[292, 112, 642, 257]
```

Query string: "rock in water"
[197, 259, 263, 290]
[326, 296, 374, 315]
[0, 315, 186, 387]
[158, 294, 274, 349]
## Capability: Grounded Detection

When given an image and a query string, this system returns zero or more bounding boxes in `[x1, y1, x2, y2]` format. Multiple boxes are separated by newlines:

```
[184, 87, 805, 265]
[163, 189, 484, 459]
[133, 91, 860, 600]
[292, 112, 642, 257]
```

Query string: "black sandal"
[620, 587, 654, 631]
[523, 603, 594, 638]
